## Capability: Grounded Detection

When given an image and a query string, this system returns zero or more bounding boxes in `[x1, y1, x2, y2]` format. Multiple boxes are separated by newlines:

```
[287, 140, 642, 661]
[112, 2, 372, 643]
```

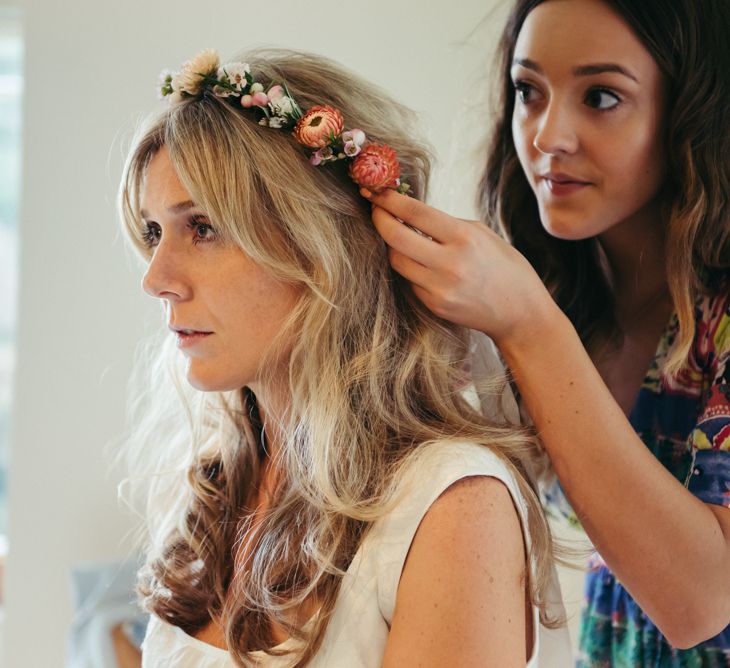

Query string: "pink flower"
[293, 105, 345, 148]
[240, 95, 253, 108]
[342, 128, 366, 146]
[267, 84, 284, 101]
[343, 141, 361, 157]
[348, 143, 402, 192]
[252, 91, 269, 106]
[309, 146, 334, 165]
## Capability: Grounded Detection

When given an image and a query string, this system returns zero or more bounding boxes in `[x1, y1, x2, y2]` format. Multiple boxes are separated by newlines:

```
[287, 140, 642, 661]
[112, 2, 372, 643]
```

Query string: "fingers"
[371, 205, 440, 268]
[361, 188, 456, 243]
[387, 246, 432, 289]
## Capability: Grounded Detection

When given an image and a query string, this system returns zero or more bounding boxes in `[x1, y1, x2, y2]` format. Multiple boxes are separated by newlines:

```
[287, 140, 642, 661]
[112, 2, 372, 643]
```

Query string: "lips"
[540, 171, 592, 196]
[169, 325, 214, 350]
[169, 324, 213, 335]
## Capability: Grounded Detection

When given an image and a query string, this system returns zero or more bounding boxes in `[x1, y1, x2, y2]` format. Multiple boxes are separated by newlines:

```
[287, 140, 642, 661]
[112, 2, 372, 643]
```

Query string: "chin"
[185, 362, 246, 393]
[540, 211, 601, 241]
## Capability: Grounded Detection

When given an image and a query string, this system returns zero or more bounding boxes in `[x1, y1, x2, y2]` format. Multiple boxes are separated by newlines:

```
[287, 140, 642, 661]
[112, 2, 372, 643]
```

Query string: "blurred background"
[0, 0, 589, 665]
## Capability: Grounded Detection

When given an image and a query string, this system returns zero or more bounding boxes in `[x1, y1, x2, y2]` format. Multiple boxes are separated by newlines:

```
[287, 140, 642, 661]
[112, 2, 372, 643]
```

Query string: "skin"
[141, 146, 295, 648]
[510, 0, 672, 414]
[511, 0, 666, 243]
[384, 477, 533, 667]
[140, 147, 299, 400]
[137, 148, 534, 664]
[365, 0, 730, 648]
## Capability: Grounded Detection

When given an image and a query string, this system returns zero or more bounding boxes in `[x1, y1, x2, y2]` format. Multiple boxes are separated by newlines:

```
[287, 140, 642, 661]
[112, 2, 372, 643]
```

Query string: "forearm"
[111, 623, 143, 668]
[498, 303, 730, 645]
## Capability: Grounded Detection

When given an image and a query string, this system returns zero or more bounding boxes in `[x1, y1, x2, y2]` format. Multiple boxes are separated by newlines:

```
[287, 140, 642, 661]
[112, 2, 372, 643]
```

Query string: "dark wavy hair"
[480, 0, 730, 368]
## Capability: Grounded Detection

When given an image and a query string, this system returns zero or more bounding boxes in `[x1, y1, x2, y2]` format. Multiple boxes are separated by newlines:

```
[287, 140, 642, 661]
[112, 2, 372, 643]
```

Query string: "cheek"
[226, 276, 299, 359]
[601, 121, 665, 202]
[511, 113, 533, 174]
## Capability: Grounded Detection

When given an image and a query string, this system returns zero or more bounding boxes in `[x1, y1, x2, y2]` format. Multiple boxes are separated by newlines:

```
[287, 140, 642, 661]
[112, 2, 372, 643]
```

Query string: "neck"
[598, 197, 667, 315]
[247, 380, 288, 461]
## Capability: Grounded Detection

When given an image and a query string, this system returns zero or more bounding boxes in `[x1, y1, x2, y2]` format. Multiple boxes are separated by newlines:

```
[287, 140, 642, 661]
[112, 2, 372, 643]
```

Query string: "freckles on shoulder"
[421, 475, 528, 571]
[397, 474, 529, 611]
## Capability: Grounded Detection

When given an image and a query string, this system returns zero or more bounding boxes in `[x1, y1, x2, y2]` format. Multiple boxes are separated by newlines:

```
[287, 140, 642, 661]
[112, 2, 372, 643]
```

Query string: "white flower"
[217, 62, 250, 94]
[157, 69, 175, 98]
[174, 48, 220, 96]
[268, 116, 286, 129]
[269, 95, 295, 117]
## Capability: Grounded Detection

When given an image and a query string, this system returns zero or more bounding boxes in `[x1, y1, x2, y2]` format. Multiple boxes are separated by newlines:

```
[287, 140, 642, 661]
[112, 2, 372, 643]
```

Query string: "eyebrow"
[512, 58, 638, 83]
[140, 199, 198, 219]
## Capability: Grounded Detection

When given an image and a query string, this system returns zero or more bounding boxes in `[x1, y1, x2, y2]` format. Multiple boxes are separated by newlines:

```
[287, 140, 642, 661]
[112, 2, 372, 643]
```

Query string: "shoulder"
[404, 473, 527, 598]
[381, 472, 529, 667]
[383, 440, 530, 544]
[378, 439, 531, 548]
[409, 473, 527, 570]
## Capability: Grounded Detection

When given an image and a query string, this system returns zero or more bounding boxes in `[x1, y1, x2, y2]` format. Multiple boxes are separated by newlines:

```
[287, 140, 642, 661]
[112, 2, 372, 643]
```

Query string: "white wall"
[4, 0, 519, 665]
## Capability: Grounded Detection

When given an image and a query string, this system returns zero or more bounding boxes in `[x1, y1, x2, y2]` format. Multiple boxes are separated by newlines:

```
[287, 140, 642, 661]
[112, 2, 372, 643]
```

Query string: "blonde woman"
[119, 49, 570, 667]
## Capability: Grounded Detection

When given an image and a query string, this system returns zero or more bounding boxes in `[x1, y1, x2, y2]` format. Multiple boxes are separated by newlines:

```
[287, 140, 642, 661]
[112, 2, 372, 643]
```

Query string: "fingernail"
[360, 187, 372, 199]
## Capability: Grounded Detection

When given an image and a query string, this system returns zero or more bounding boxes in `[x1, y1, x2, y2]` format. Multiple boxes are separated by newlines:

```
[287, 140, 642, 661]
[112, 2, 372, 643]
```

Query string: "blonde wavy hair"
[119, 49, 558, 666]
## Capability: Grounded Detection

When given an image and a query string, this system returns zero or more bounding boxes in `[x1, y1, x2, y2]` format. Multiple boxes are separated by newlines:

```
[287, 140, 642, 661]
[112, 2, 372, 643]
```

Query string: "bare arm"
[111, 623, 142, 668]
[382, 476, 531, 667]
[365, 188, 730, 647]
[499, 306, 730, 647]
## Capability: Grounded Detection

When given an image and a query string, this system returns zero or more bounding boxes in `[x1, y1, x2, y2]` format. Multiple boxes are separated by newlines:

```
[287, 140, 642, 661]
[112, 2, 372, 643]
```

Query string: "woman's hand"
[363, 188, 556, 344]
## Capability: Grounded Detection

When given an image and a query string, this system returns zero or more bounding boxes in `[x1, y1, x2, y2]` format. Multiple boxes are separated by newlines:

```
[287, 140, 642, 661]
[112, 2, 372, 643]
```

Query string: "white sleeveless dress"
[141, 440, 573, 667]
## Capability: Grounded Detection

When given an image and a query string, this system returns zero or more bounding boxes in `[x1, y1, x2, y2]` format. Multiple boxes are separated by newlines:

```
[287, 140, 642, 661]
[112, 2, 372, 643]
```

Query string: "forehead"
[514, 0, 657, 78]
[140, 147, 192, 215]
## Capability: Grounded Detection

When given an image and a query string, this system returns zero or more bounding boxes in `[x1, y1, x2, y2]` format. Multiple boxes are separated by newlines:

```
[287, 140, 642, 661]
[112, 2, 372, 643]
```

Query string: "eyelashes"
[188, 217, 216, 244]
[140, 221, 161, 248]
[583, 87, 621, 111]
[514, 80, 537, 105]
[512, 80, 623, 113]
[140, 216, 217, 249]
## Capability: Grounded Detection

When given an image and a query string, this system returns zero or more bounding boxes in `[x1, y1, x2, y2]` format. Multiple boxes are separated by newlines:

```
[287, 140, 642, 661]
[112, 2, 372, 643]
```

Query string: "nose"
[142, 243, 191, 301]
[532, 100, 579, 156]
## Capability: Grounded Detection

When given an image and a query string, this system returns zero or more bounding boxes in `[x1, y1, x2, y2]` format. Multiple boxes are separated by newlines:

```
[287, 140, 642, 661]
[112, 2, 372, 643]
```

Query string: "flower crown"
[159, 49, 410, 195]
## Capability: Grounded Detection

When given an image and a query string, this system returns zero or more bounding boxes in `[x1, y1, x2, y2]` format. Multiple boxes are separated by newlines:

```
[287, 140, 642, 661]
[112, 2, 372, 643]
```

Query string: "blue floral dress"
[546, 288, 730, 667]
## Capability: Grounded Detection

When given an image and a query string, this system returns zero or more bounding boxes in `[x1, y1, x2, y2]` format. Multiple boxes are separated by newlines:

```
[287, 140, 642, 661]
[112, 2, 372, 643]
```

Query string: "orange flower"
[349, 143, 401, 192]
[293, 105, 345, 148]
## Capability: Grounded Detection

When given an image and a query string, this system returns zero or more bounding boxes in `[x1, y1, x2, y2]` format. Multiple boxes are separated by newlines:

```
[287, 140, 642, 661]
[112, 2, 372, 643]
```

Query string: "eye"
[189, 217, 216, 244]
[141, 221, 161, 248]
[513, 80, 540, 105]
[585, 88, 621, 111]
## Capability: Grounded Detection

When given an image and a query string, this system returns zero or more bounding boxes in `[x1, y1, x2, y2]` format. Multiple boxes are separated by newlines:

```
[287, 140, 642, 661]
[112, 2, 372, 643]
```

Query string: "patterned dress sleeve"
[686, 290, 730, 507]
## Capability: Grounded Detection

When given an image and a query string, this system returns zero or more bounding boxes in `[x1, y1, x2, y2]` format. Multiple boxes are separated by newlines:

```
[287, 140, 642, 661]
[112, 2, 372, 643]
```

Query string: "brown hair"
[480, 0, 730, 368]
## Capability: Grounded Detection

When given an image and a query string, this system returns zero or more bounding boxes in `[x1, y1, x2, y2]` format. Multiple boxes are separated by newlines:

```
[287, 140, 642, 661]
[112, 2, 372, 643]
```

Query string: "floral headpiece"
[159, 49, 410, 195]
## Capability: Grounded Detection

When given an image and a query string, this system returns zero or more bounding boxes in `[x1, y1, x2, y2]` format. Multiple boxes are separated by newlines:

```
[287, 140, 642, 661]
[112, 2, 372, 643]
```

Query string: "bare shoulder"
[382, 475, 530, 668]
[420, 474, 526, 545]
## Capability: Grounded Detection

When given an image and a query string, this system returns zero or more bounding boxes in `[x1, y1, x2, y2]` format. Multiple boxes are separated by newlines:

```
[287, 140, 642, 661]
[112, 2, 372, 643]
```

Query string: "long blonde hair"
[120, 49, 557, 666]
